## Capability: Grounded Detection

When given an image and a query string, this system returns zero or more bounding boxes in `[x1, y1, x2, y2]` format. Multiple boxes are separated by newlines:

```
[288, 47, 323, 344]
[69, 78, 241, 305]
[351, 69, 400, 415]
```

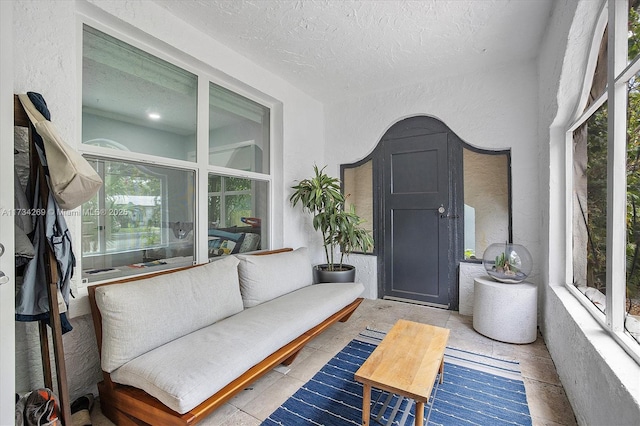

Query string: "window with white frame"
[570, 0, 640, 361]
[208, 82, 270, 173]
[207, 175, 268, 257]
[81, 24, 271, 281]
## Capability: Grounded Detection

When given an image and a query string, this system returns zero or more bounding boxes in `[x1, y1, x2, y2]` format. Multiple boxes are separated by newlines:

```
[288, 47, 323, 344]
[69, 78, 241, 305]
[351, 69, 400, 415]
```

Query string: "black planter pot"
[313, 264, 356, 283]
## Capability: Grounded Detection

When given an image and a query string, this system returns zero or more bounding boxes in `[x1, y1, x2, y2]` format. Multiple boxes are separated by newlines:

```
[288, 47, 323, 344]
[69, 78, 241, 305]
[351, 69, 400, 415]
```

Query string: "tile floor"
[91, 298, 577, 425]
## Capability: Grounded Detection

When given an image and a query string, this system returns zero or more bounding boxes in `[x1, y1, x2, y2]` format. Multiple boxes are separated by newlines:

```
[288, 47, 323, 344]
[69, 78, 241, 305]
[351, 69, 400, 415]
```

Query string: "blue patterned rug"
[262, 328, 532, 426]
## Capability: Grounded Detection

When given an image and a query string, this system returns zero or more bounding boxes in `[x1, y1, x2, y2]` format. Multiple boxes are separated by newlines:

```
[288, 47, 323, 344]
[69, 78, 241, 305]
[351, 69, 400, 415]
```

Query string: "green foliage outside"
[627, 6, 640, 301]
[106, 162, 162, 246]
[586, 5, 640, 302]
[585, 102, 608, 292]
[82, 161, 162, 253]
[208, 175, 253, 228]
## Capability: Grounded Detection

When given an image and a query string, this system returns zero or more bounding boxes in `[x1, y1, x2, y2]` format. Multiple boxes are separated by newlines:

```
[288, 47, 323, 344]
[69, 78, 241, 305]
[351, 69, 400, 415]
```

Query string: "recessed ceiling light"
[148, 112, 161, 120]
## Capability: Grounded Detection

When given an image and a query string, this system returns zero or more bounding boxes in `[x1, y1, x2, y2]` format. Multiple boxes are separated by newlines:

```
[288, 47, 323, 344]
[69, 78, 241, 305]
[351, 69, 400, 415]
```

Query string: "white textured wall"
[538, 1, 640, 424]
[323, 62, 541, 300]
[15, 316, 102, 401]
[12, 0, 324, 400]
[1, 2, 15, 422]
[545, 286, 640, 425]
[458, 262, 486, 316]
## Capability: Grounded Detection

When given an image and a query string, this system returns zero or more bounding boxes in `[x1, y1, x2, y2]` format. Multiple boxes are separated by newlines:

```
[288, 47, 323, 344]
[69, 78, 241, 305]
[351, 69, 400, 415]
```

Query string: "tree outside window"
[572, 1, 640, 348]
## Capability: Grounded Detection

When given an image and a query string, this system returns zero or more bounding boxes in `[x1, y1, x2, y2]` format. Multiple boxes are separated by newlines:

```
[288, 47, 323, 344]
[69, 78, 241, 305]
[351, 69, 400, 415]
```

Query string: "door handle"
[440, 214, 459, 219]
[438, 205, 459, 219]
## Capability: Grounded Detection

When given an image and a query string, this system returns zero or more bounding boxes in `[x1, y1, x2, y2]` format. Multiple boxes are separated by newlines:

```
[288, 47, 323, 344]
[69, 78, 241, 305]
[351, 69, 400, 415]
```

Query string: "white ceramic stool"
[473, 276, 538, 344]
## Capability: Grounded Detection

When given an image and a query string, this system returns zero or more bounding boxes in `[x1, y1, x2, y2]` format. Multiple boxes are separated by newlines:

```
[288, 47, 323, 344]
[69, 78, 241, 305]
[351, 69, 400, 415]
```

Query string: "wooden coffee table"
[354, 320, 450, 426]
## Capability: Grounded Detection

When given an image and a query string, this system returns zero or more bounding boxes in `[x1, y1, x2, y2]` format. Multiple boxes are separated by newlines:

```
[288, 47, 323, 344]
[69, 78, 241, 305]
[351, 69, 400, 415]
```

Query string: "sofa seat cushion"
[96, 255, 243, 373]
[110, 281, 364, 414]
[237, 247, 313, 308]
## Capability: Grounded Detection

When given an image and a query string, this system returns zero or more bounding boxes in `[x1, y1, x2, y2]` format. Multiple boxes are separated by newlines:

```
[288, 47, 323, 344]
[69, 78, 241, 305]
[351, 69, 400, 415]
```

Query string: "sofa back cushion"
[95, 255, 242, 373]
[237, 247, 313, 308]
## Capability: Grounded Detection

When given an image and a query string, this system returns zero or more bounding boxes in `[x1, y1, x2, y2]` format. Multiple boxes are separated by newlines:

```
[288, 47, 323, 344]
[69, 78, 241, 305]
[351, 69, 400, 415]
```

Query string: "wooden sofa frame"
[88, 248, 364, 425]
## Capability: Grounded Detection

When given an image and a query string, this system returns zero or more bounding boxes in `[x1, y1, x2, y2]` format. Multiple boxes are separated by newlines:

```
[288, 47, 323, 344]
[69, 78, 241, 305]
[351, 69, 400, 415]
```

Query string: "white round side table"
[472, 276, 538, 344]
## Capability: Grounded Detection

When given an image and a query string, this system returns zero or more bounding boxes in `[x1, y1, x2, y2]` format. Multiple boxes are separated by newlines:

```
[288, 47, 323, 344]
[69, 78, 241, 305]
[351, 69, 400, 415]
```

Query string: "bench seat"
[110, 282, 363, 414]
[89, 248, 365, 425]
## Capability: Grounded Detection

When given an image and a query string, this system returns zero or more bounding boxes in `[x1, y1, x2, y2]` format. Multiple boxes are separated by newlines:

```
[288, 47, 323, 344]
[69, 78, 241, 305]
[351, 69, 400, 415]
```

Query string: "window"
[573, 101, 608, 294]
[82, 158, 195, 278]
[462, 148, 511, 260]
[81, 24, 272, 281]
[570, 1, 640, 361]
[342, 160, 374, 254]
[82, 26, 197, 160]
[207, 175, 268, 258]
[209, 82, 270, 173]
[626, 71, 640, 326]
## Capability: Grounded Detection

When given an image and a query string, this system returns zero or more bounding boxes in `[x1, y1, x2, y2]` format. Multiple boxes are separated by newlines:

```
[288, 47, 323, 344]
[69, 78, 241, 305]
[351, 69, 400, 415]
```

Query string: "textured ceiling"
[153, 0, 554, 103]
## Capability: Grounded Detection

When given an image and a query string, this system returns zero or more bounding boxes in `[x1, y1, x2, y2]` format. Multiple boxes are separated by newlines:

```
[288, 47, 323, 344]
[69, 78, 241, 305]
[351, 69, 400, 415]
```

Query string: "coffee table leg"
[362, 383, 371, 425]
[439, 357, 444, 384]
[415, 401, 424, 425]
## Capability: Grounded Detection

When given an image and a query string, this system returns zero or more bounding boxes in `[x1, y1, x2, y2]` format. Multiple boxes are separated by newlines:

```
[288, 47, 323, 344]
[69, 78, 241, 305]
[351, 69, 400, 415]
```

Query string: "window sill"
[564, 283, 640, 364]
[548, 283, 640, 421]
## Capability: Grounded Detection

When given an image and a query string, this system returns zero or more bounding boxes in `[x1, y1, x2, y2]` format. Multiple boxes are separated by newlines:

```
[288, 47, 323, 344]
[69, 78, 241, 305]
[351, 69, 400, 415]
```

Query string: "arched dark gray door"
[382, 123, 453, 307]
[342, 115, 512, 311]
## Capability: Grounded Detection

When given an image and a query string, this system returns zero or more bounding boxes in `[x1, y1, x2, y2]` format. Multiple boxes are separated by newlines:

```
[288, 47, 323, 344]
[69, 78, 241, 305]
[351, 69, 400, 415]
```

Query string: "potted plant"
[290, 165, 374, 282]
[482, 242, 533, 284]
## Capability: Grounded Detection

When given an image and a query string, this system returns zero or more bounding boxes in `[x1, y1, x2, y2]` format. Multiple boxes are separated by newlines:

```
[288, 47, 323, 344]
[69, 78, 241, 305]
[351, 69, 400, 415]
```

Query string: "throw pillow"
[237, 247, 313, 308]
[96, 255, 243, 372]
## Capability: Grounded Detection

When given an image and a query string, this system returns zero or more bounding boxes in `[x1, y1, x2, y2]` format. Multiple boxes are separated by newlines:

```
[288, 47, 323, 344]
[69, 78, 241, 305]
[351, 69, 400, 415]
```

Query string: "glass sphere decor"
[482, 243, 532, 284]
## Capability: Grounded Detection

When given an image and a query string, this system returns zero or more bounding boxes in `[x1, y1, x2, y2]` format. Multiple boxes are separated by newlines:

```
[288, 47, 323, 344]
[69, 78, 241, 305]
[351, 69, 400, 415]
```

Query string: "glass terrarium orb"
[483, 243, 532, 284]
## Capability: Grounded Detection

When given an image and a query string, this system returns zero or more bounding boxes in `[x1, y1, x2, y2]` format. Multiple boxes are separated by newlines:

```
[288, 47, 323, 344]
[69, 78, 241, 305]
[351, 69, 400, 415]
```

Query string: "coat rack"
[14, 94, 72, 425]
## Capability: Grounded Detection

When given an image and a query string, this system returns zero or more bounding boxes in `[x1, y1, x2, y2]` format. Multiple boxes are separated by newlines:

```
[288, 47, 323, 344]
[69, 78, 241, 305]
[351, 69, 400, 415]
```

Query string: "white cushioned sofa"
[88, 247, 364, 425]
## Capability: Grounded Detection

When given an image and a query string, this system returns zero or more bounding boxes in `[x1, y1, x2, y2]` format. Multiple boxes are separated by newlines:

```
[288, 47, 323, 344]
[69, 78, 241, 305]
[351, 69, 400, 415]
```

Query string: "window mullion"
[615, 51, 640, 85]
[606, 0, 628, 332]
[568, 91, 608, 133]
[220, 179, 227, 227]
[97, 162, 107, 254]
[565, 130, 574, 286]
[196, 76, 210, 264]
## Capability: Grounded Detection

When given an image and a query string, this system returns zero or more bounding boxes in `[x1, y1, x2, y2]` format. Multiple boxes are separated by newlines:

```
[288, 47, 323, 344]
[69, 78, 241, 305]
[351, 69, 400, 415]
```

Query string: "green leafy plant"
[494, 250, 519, 274]
[290, 165, 373, 271]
